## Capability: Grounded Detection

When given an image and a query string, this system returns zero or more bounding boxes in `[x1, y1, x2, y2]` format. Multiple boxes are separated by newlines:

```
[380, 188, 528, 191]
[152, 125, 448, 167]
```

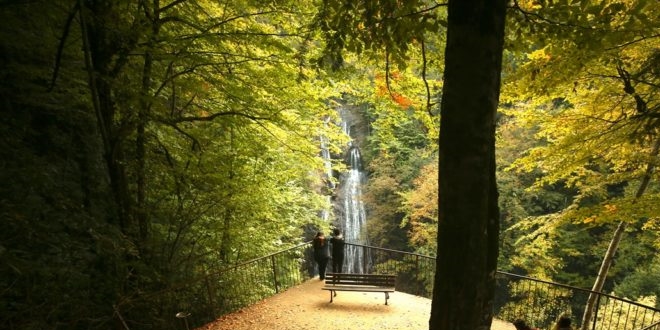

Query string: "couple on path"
[313, 229, 344, 280]
[514, 315, 574, 330]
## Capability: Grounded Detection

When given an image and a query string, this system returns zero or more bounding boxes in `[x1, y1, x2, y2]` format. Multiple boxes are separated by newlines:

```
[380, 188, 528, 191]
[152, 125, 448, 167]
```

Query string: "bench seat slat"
[322, 286, 395, 292]
[327, 274, 394, 278]
[326, 280, 394, 285]
[322, 273, 397, 305]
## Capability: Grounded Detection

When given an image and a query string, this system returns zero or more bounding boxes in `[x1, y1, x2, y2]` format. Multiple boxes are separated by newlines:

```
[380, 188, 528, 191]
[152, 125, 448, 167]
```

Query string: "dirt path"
[199, 278, 516, 330]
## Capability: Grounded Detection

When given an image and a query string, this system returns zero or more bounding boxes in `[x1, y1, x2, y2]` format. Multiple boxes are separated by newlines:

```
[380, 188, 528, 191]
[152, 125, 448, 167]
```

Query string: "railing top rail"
[496, 271, 660, 313]
[218, 241, 312, 273]
[202, 241, 314, 278]
[117, 241, 312, 307]
[350, 243, 660, 313]
[344, 242, 435, 258]
[496, 270, 589, 291]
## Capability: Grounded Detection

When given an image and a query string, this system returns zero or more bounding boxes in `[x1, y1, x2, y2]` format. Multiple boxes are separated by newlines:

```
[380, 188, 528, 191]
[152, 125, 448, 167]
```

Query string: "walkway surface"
[199, 278, 516, 330]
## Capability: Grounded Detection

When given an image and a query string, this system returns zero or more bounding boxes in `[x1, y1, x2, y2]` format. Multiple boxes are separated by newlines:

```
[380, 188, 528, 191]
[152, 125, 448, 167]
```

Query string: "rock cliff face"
[339, 103, 371, 164]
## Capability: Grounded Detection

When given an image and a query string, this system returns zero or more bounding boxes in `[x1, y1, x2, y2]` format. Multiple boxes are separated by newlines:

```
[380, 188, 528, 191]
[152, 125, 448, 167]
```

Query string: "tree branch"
[48, 2, 79, 91]
[421, 39, 435, 116]
[385, 48, 396, 101]
[159, 120, 202, 151]
[617, 63, 648, 114]
[605, 33, 660, 51]
[158, 9, 285, 34]
[157, 0, 188, 14]
[159, 111, 272, 124]
[509, 0, 607, 32]
[393, 2, 447, 19]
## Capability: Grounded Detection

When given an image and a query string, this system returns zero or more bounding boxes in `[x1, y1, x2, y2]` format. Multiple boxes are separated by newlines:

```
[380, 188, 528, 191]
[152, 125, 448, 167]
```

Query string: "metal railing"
[348, 243, 660, 330]
[115, 242, 316, 329]
[345, 243, 436, 298]
[493, 271, 660, 330]
[115, 242, 660, 330]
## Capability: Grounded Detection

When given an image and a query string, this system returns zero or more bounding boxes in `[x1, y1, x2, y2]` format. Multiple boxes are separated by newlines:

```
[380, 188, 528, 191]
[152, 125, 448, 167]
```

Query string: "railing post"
[271, 255, 280, 293]
[591, 293, 602, 330]
[204, 270, 217, 316]
[362, 245, 368, 273]
[415, 255, 420, 295]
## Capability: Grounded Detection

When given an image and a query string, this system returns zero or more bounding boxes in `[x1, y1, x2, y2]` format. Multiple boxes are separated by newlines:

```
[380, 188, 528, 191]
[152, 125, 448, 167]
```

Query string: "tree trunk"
[137, 0, 162, 244]
[220, 127, 236, 263]
[580, 221, 625, 330]
[137, 49, 151, 243]
[580, 138, 660, 330]
[429, 1, 506, 329]
[79, 0, 133, 232]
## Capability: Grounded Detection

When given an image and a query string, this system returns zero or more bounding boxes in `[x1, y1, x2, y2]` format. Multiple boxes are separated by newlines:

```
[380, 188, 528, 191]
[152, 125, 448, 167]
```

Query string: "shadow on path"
[200, 278, 515, 330]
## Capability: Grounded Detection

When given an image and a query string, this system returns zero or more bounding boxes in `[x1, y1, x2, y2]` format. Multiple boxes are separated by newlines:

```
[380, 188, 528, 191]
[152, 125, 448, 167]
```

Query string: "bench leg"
[385, 292, 389, 305]
[329, 290, 334, 303]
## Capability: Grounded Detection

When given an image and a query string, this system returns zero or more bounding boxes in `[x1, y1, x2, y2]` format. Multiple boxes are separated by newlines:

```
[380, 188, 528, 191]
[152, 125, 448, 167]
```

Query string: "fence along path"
[114, 242, 660, 330]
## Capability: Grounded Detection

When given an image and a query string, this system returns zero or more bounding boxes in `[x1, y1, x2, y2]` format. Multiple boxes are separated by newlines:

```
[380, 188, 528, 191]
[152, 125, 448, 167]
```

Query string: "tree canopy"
[2, 0, 660, 328]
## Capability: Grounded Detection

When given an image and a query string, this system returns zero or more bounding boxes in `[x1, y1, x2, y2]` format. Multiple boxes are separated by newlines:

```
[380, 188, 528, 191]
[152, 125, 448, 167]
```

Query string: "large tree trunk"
[430, 1, 506, 329]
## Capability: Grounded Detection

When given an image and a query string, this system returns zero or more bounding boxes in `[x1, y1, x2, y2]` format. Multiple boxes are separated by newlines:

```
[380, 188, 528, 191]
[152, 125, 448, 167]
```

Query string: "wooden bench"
[322, 273, 396, 305]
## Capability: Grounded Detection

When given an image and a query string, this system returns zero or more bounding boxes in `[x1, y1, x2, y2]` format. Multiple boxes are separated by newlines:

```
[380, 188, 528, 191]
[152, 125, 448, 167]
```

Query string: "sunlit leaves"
[315, 0, 446, 68]
[504, 0, 660, 214]
[83, 0, 344, 287]
[400, 159, 438, 255]
[499, 0, 660, 291]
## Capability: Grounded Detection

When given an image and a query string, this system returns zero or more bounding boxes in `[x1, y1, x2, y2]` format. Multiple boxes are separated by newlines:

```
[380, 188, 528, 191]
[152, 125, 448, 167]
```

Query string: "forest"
[1, 0, 659, 329]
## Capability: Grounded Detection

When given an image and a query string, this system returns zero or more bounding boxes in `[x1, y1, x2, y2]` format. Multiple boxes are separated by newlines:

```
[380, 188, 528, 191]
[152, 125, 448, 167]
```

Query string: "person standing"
[552, 316, 574, 330]
[330, 228, 345, 273]
[513, 319, 538, 330]
[312, 231, 330, 280]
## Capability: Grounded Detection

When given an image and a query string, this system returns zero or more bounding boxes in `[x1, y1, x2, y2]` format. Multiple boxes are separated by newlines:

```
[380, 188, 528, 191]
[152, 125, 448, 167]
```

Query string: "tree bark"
[430, 1, 506, 329]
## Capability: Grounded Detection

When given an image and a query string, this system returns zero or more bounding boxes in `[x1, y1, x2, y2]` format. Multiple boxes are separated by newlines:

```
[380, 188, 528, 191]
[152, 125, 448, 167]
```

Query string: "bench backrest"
[325, 273, 396, 287]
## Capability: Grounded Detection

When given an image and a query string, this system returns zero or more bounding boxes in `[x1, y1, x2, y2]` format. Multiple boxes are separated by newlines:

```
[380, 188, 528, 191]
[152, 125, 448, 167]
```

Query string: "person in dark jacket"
[552, 316, 573, 330]
[313, 231, 330, 280]
[513, 319, 538, 330]
[329, 228, 345, 273]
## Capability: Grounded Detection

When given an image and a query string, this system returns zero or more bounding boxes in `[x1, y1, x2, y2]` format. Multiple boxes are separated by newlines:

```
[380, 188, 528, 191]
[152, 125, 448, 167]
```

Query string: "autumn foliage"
[375, 72, 415, 108]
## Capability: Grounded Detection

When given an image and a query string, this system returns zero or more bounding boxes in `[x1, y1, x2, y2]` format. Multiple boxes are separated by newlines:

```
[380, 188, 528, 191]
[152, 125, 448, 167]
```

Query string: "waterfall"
[319, 107, 370, 273]
[341, 144, 368, 273]
[337, 108, 370, 273]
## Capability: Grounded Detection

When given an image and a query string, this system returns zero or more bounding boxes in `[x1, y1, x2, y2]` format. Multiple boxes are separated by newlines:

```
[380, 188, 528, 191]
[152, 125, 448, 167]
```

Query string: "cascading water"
[320, 108, 370, 274]
[340, 142, 369, 273]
